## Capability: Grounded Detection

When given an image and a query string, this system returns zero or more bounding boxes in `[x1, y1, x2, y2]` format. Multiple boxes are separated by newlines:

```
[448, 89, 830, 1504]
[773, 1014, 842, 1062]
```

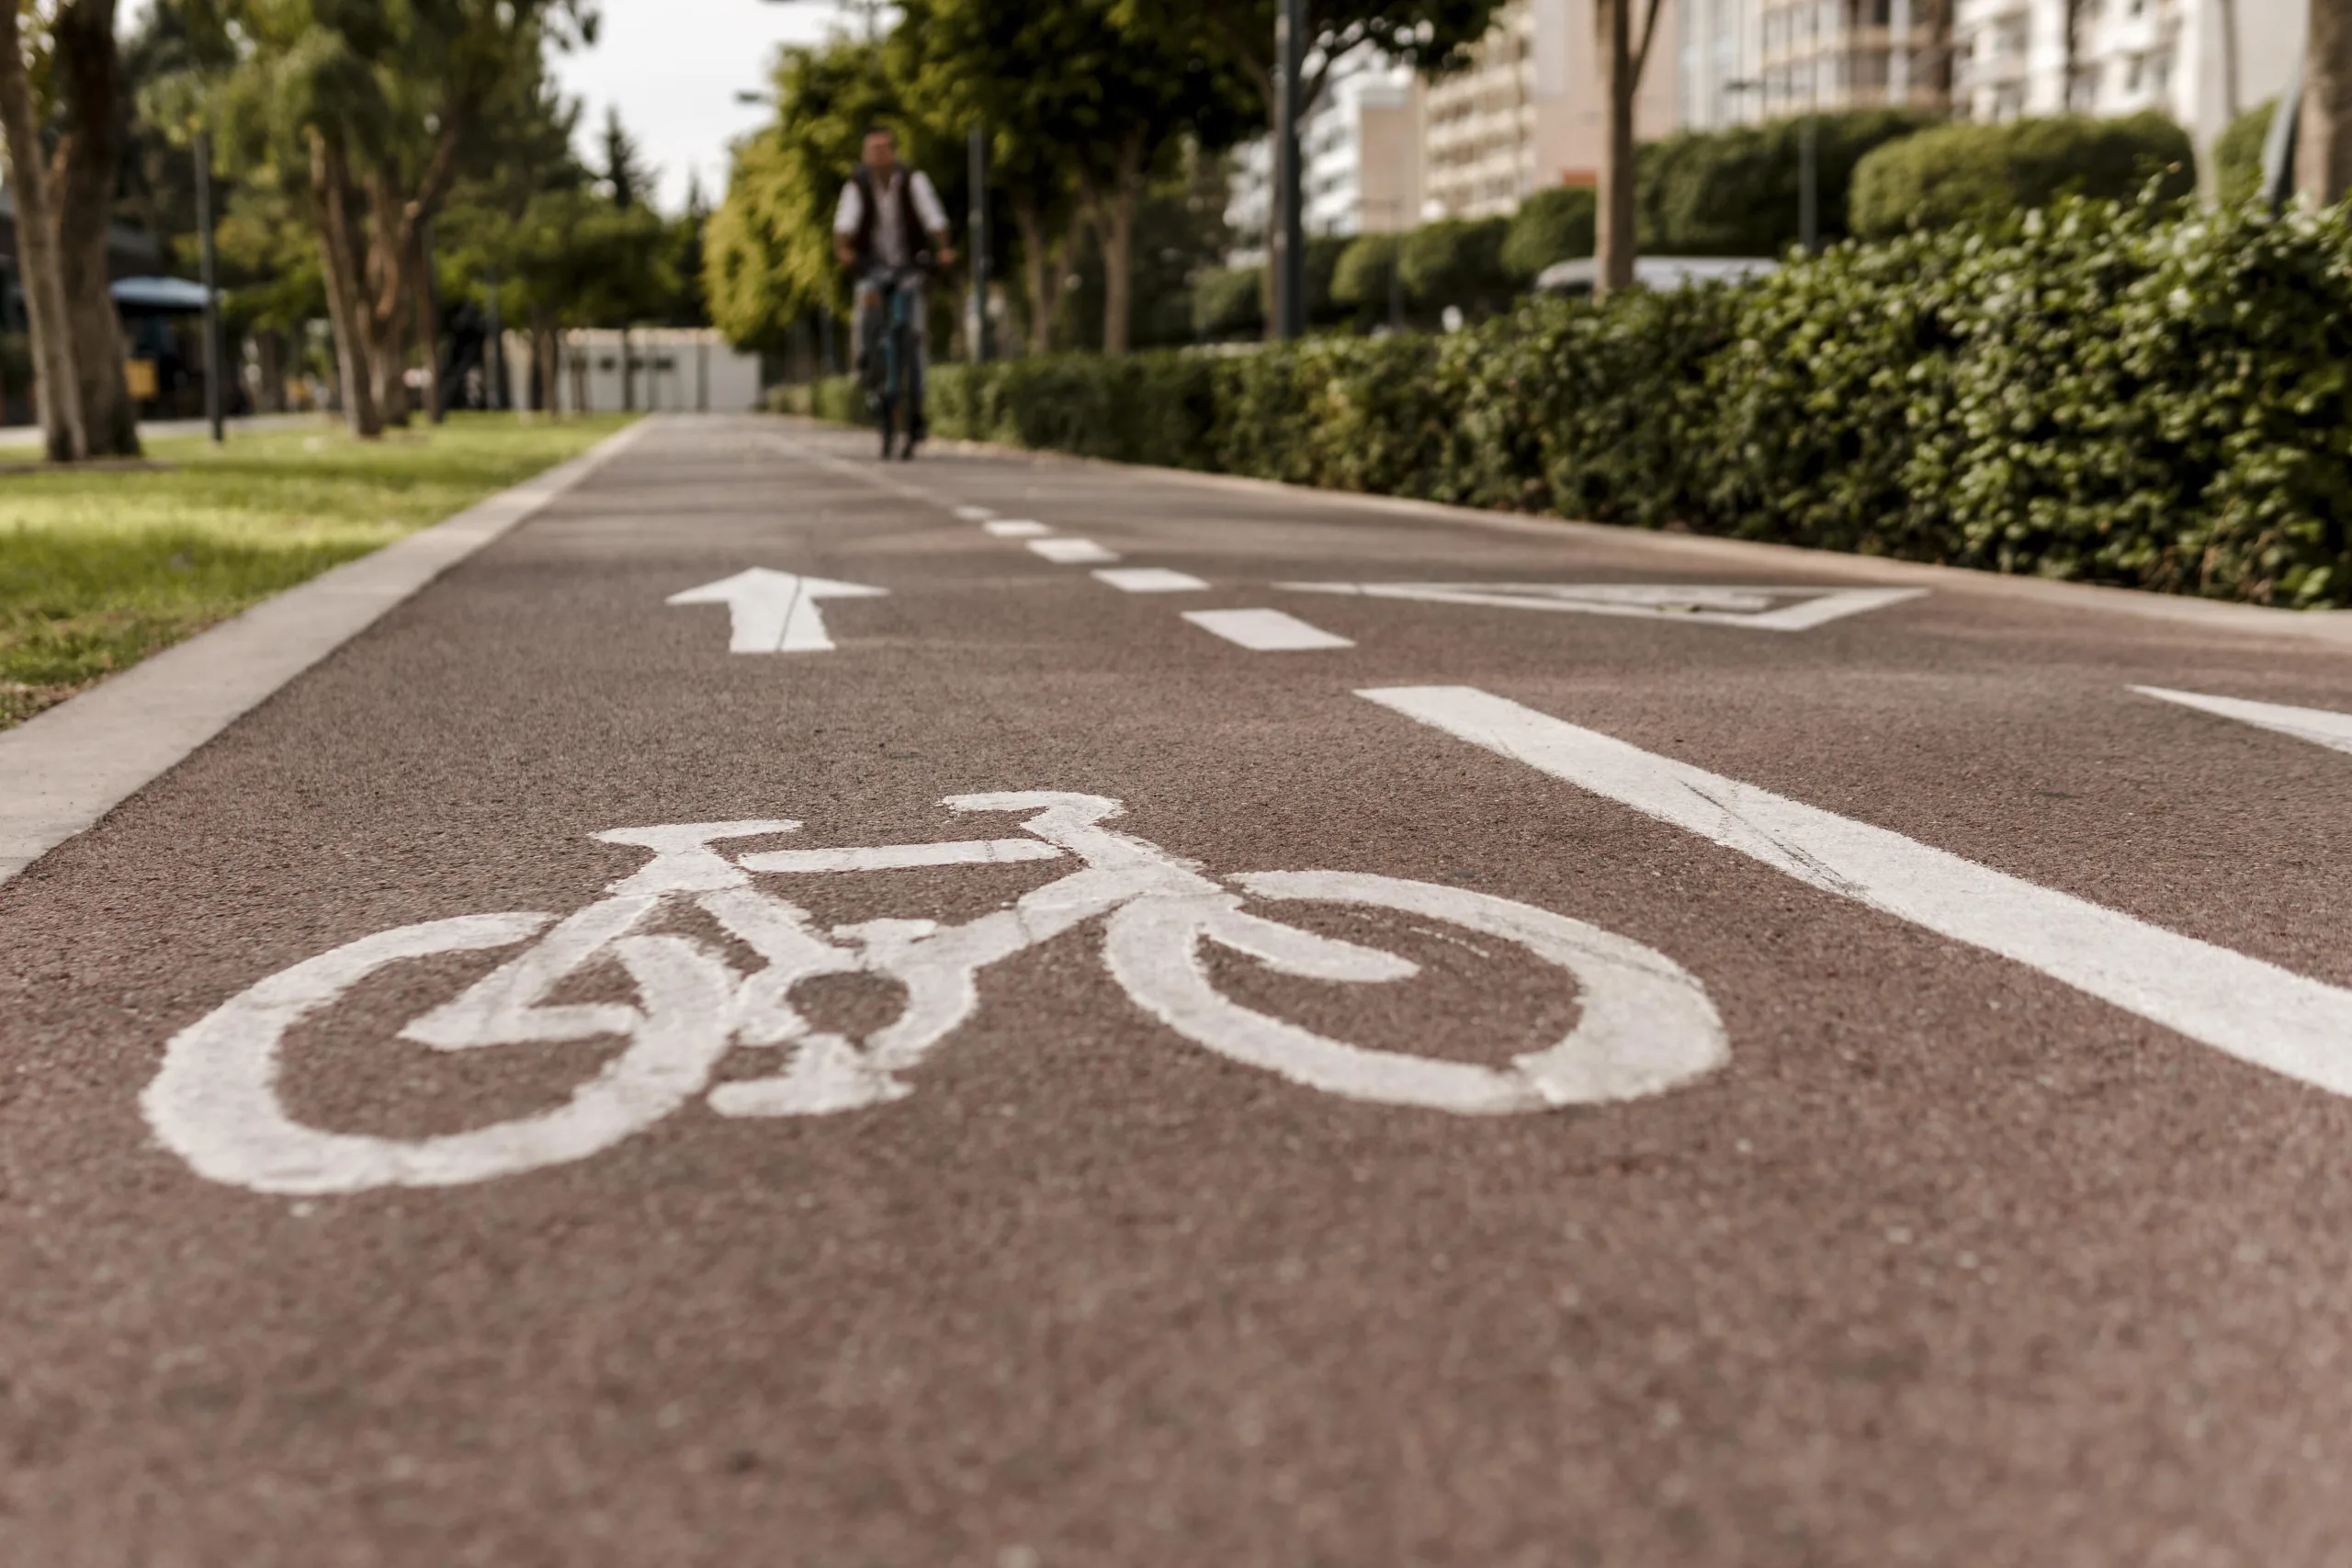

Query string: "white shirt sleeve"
[910, 171, 949, 239]
[834, 180, 864, 237]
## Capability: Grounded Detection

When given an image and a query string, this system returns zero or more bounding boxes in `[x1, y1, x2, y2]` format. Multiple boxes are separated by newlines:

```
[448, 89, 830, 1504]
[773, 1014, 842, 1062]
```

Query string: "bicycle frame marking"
[142, 793, 1727, 1196]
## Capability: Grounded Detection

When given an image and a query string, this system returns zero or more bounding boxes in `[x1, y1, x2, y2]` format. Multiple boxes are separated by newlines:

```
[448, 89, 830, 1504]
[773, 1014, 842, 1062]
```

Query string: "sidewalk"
[0, 411, 328, 448]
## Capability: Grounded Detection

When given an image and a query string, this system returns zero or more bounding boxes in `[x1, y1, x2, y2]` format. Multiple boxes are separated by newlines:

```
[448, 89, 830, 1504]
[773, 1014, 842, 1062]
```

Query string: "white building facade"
[1951, 0, 2303, 158]
[1228, 52, 1425, 258]
[1421, 0, 1682, 220]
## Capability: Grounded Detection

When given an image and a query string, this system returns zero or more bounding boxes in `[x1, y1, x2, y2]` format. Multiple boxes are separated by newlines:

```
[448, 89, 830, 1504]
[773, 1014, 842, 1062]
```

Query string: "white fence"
[503, 328, 764, 415]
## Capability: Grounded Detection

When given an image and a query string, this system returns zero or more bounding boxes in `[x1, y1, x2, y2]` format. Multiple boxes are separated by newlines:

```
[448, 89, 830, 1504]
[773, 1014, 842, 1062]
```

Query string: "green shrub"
[1501, 186, 1598, 278]
[1330, 232, 1401, 320]
[1849, 112, 2195, 238]
[1192, 265, 1263, 341]
[2214, 98, 2275, 207]
[792, 195, 2352, 608]
[1638, 110, 1930, 255]
[1397, 216, 1512, 317]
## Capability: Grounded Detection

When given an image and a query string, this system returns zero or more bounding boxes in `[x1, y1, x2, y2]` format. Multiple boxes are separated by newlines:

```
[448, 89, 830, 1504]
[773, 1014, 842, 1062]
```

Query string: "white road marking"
[1094, 568, 1209, 593]
[1283, 581, 1925, 631]
[665, 568, 888, 653]
[1184, 608, 1354, 651]
[1028, 538, 1119, 564]
[147, 792, 1729, 1191]
[984, 519, 1051, 537]
[953, 505, 995, 522]
[1361, 684, 2352, 1100]
[2133, 686, 2352, 758]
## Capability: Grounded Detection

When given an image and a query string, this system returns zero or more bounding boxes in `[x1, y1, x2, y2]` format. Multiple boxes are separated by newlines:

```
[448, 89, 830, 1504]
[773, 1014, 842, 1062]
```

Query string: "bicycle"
[860, 256, 932, 461]
[143, 793, 1728, 1196]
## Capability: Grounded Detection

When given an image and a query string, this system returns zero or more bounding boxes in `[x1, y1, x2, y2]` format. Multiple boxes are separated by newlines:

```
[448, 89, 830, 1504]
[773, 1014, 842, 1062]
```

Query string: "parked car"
[1534, 255, 1779, 295]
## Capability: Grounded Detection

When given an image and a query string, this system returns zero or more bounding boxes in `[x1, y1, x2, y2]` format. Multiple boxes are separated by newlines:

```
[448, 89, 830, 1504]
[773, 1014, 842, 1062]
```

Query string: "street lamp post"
[194, 130, 223, 444]
[1724, 78, 1818, 256]
[1273, 0, 1307, 340]
[968, 125, 989, 363]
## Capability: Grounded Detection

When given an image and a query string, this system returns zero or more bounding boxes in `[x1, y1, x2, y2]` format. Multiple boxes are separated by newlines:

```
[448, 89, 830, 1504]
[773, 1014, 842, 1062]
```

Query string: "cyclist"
[832, 124, 955, 453]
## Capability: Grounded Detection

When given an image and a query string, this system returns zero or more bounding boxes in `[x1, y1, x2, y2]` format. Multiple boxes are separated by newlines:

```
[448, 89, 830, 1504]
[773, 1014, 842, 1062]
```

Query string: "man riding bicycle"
[833, 125, 955, 457]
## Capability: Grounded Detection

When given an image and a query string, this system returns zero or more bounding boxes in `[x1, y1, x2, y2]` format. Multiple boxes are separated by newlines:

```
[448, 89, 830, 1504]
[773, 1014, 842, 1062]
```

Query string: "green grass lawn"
[0, 412, 636, 730]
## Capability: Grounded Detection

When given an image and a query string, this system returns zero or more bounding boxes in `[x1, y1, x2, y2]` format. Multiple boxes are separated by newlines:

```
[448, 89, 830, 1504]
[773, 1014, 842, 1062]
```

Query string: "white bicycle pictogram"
[144, 794, 1727, 1195]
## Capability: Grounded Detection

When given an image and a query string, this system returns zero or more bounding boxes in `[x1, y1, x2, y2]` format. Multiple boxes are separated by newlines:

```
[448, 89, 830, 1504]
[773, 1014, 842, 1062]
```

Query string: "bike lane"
[4, 413, 2352, 1565]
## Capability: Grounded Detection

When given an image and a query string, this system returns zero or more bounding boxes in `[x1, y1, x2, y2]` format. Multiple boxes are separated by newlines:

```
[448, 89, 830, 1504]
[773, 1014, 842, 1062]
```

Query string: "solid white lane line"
[1029, 537, 1119, 564]
[1360, 684, 2352, 1100]
[2132, 686, 2352, 758]
[1094, 568, 1209, 593]
[953, 505, 995, 521]
[985, 519, 1052, 537]
[1185, 609, 1354, 651]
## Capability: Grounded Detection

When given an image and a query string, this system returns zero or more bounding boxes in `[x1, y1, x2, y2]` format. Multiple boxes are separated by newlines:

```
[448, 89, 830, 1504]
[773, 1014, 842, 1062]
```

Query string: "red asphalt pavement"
[4, 413, 2351, 1566]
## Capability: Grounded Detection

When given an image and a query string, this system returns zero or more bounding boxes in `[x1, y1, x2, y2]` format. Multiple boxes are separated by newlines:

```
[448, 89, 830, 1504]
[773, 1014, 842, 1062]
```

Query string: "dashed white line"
[1029, 538, 1119, 565]
[985, 519, 1052, 537]
[1183, 608, 1353, 651]
[1361, 684, 2352, 1102]
[2132, 687, 2352, 758]
[953, 505, 995, 522]
[1094, 568, 1209, 593]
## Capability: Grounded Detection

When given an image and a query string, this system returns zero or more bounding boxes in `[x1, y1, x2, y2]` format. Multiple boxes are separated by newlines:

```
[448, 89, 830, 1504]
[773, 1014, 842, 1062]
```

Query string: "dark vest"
[851, 166, 923, 265]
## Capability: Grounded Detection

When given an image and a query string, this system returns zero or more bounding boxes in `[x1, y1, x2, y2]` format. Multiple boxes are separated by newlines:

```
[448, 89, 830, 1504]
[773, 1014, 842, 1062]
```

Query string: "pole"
[2264, 43, 2303, 212]
[968, 124, 989, 363]
[1799, 113, 1820, 254]
[194, 130, 223, 444]
[419, 217, 446, 423]
[1274, 0, 1307, 339]
[486, 272, 505, 411]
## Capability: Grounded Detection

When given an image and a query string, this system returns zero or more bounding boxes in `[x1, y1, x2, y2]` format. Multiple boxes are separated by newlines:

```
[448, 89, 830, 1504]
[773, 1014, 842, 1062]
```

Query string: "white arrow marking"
[665, 569, 888, 654]
[1281, 581, 1924, 632]
[1363, 685, 2352, 1101]
[2132, 687, 2352, 759]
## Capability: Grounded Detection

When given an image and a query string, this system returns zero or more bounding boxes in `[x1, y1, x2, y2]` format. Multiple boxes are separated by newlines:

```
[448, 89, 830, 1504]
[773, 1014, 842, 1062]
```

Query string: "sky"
[552, 0, 862, 212]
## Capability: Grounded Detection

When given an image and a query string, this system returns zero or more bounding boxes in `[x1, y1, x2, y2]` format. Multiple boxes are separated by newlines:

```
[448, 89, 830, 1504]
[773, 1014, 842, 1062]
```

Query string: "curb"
[776, 417, 2352, 652]
[0, 417, 653, 890]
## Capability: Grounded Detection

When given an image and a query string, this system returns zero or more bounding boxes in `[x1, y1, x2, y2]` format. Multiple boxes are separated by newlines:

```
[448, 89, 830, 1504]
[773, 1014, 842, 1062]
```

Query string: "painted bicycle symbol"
[144, 793, 1726, 1195]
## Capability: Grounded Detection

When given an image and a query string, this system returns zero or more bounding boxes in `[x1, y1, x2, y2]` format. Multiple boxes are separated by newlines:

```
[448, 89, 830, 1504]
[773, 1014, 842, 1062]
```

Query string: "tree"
[599, 104, 647, 208]
[1593, 0, 1667, 297]
[2303, 0, 2350, 206]
[0, 2, 85, 459]
[210, 0, 595, 434]
[904, 0, 1252, 355]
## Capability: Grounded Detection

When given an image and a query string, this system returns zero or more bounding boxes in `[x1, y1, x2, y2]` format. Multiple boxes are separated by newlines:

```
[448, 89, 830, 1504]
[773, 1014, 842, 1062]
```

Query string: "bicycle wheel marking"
[141, 794, 1730, 1196]
[1363, 685, 2352, 1098]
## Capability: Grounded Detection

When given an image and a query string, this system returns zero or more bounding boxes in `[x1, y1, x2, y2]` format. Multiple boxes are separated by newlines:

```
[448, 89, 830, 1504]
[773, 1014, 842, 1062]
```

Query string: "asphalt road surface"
[6, 414, 2352, 1567]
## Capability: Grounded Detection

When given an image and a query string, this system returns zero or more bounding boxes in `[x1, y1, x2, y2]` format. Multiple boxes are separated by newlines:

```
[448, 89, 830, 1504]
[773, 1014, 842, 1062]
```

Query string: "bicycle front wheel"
[1104, 873, 1726, 1115]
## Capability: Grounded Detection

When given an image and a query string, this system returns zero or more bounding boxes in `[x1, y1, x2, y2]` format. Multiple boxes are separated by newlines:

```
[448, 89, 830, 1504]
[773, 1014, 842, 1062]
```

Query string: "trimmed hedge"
[794, 195, 2352, 607]
[1849, 112, 2195, 238]
[1638, 111, 1931, 255]
[2214, 99, 2275, 207]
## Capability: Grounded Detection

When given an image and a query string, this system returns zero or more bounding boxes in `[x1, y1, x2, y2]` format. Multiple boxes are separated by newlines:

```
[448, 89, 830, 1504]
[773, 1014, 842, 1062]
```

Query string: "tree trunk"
[620, 324, 635, 411]
[51, 0, 138, 457]
[1917, 0, 1956, 109]
[1594, 0, 1636, 297]
[364, 175, 413, 426]
[255, 330, 285, 412]
[1096, 134, 1147, 357]
[0, 1, 84, 461]
[2303, 0, 2352, 207]
[1012, 194, 1053, 356]
[310, 132, 379, 436]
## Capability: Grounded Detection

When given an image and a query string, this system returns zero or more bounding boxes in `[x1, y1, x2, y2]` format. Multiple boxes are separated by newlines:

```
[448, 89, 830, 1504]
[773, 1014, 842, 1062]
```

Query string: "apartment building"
[1421, 0, 1683, 220]
[1680, 0, 1945, 130]
[1951, 0, 2301, 152]
[1227, 52, 1425, 256]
